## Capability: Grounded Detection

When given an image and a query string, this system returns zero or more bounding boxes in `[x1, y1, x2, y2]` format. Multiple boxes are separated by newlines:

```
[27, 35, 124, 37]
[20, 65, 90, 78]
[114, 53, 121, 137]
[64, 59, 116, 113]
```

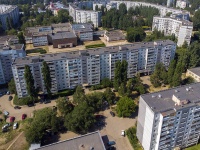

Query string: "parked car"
[13, 122, 18, 129]
[8, 96, 13, 101]
[107, 141, 116, 146]
[107, 146, 116, 150]
[2, 123, 9, 129]
[27, 103, 34, 107]
[10, 116, 15, 123]
[3, 111, 9, 116]
[110, 111, 115, 117]
[121, 130, 125, 136]
[6, 91, 10, 95]
[44, 100, 51, 104]
[14, 106, 21, 109]
[22, 114, 27, 120]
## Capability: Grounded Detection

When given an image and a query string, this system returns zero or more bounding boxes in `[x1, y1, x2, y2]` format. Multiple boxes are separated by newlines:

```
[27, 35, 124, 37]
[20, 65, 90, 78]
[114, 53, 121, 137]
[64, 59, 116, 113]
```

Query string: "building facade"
[137, 82, 200, 150]
[0, 44, 25, 84]
[12, 40, 176, 98]
[152, 16, 193, 46]
[176, 0, 188, 9]
[0, 5, 19, 30]
[69, 4, 101, 27]
[186, 67, 200, 82]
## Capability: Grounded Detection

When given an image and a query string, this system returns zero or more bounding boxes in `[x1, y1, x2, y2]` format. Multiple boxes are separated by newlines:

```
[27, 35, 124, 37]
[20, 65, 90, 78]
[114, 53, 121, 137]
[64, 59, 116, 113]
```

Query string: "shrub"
[52, 89, 74, 98]
[126, 127, 142, 150]
[85, 43, 105, 49]
[26, 48, 46, 54]
[13, 95, 39, 106]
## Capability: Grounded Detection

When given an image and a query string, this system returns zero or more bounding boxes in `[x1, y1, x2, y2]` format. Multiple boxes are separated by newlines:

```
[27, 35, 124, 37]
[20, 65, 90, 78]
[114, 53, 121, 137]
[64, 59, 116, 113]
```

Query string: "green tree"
[116, 97, 136, 117]
[100, 78, 112, 88]
[64, 102, 95, 133]
[118, 83, 127, 97]
[6, 17, 11, 30]
[8, 78, 16, 94]
[95, 5, 98, 11]
[56, 97, 74, 116]
[25, 108, 59, 143]
[42, 61, 52, 97]
[119, 3, 127, 16]
[73, 86, 85, 104]
[193, 10, 200, 30]
[114, 61, 122, 90]
[126, 27, 146, 42]
[172, 62, 182, 87]
[103, 87, 116, 105]
[167, 60, 177, 86]
[24, 65, 37, 103]
[17, 32, 25, 45]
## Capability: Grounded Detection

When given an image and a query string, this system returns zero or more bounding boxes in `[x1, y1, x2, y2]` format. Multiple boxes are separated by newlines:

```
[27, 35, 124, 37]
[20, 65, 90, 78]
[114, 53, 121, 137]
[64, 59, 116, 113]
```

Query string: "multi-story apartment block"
[137, 82, 200, 150]
[152, 16, 193, 46]
[110, 1, 189, 17]
[69, 4, 101, 27]
[12, 40, 176, 98]
[167, 0, 174, 7]
[0, 5, 19, 30]
[0, 36, 25, 84]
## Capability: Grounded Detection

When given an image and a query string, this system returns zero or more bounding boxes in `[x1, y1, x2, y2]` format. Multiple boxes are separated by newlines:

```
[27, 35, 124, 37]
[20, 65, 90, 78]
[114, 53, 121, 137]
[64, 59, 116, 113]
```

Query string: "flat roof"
[188, 67, 200, 77]
[12, 40, 175, 66]
[36, 131, 106, 150]
[105, 30, 125, 38]
[141, 82, 200, 113]
[48, 32, 76, 40]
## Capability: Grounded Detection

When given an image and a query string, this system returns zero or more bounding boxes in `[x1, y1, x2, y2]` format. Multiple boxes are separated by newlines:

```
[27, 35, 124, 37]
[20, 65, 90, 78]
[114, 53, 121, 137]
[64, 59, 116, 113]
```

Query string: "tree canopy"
[116, 97, 136, 117]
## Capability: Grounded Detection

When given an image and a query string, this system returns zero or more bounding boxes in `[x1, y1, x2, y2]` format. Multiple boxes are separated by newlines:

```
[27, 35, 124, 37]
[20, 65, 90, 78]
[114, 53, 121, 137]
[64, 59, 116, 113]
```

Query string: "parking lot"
[0, 94, 56, 122]
[98, 109, 136, 150]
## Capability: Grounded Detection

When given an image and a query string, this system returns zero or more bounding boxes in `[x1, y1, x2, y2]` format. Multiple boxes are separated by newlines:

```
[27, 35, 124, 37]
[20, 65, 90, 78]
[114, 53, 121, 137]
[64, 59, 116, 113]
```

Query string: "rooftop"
[141, 82, 200, 113]
[71, 23, 93, 32]
[105, 30, 125, 38]
[0, 5, 18, 14]
[0, 35, 18, 45]
[48, 32, 76, 40]
[36, 131, 106, 150]
[12, 40, 175, 66]
[188, 67, 200, 77]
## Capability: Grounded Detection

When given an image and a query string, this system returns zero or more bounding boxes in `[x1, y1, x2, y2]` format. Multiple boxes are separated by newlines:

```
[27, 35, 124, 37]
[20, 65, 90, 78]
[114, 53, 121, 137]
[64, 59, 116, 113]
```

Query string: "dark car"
[107, 141, 116, 146]
[14, 106, 21, 109]
[44, 100, 51, 104]
[107, 146, 116, 150]
[22, 114, 27, 120]
[110, 111, 115, 117]
[10, 116, 15, 123]
[27, 103, 34, 107]
[8, 96, 13, 101]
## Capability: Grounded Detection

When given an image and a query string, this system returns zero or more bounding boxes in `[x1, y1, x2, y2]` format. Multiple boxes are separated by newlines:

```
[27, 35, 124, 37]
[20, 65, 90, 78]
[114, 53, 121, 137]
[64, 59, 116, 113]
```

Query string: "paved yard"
[99, 37, 130, 47]
[0, 95, 56, 122]
[99, 109, 135, 150]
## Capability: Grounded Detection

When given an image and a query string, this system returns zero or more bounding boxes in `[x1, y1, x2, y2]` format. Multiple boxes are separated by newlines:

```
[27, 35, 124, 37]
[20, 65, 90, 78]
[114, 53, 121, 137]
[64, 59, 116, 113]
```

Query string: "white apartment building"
[176, 0, 188, 9]
[0, 5, 19, 30]
[0, 44, 25, 84]
[12, 40, 176, 98]
[152, 16, 193, 46]
[137, 82, 200, 150]
[167, 0, 174, 7]
[110, 1, 188, 17]
[69, 4, 101, 27]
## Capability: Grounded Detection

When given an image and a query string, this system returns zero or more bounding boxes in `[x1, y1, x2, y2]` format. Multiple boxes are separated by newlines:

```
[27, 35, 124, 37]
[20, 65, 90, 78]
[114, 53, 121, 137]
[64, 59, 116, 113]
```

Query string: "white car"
[2, 123, 9, 129]
[13, 122, 18, 130]
[121, 130, 125, 136]
[3, 111, 9, 116]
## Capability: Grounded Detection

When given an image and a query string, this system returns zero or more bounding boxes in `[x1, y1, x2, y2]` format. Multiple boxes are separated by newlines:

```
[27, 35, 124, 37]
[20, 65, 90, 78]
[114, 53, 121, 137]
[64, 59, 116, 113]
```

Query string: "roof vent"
[90, 147, 94, 150]
[186, 88, 189, 92]
[158, 94, 162, 98]
[189, 87, 192, 89]
[152, 95, 155, 98]
[175, 90, 179, 93]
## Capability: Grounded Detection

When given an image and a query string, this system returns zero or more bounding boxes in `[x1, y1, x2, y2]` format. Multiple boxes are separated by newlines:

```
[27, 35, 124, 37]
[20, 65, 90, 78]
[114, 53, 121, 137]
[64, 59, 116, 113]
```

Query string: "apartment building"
[137, 82, 200, 150]
[0, 36, 25, 84]
[69, 4, 101, 27]
[110, 1, 188, 17]
[12, 40, 176, 98]
[152, 16, 193, 46]
[0, 5, 19, 30]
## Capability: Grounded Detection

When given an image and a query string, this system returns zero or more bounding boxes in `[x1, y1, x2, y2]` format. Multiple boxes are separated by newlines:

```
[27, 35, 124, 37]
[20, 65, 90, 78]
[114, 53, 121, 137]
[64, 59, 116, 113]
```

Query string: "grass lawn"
[26, 48, 47, 54]
[185, 144, 200, 150]
[84, 40, 106, 49]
